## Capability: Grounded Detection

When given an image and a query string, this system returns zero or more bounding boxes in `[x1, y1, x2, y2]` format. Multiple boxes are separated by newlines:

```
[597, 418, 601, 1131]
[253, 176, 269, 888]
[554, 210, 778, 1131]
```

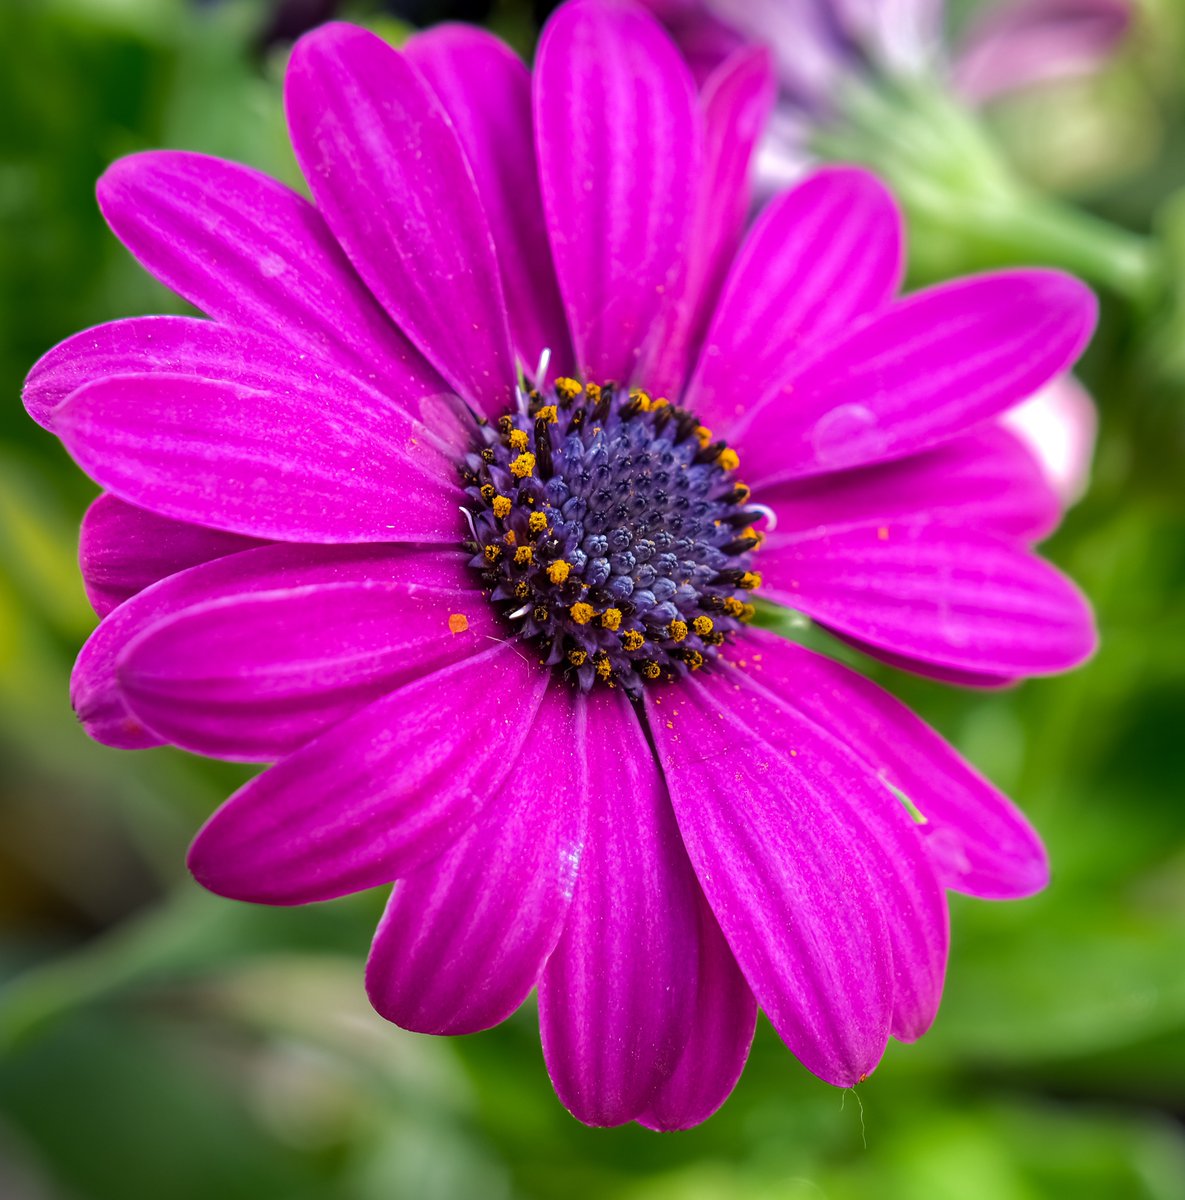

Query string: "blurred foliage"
[1, 0, 1184, 1197]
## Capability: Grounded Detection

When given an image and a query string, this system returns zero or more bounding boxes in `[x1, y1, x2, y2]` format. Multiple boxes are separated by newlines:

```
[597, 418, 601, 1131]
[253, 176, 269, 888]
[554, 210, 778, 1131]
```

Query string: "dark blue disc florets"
[461, 377, 765, 694]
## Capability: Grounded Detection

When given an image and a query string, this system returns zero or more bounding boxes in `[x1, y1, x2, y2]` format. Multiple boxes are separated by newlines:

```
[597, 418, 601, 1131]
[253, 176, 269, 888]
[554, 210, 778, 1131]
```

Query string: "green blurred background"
[2, 0, 1185, 1196]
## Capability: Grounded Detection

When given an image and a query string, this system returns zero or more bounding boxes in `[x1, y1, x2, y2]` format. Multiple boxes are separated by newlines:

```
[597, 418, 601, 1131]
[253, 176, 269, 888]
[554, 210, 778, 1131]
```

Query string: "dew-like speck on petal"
[810, 403, 883, 468]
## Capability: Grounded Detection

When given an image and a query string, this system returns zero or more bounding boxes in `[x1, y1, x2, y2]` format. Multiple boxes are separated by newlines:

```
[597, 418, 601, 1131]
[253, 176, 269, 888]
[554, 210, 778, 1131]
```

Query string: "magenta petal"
[735, 270, 1098, 485]
[366, 682, 586, 1035]
[638, 889, 757, 1131]
[23, 315, 452, 439]
[764, 425, 1061, 544]
[285, 23, 514, 414]
[645, 678, 895, 1085]
[534, 0, 701, 384]
[72, 543, 448, 750]
[117, 576, 499, 761]
[80, 493, 265, 617]
[54, 371, 464, 544]
[96, 152, 445, 404]
[638, 45, 777, 398]
[837, 635, 1019, 690]
[405, 24, 572, 377]
[188, 643, 549, 905]
[731, 662, 949, 1043]
[25, 317, 271, 434]
[686, 167, 903, 437]
[539, 688, 699, 1127]
[760, 521, 1097, 676]
[745, 630, 1049, 898]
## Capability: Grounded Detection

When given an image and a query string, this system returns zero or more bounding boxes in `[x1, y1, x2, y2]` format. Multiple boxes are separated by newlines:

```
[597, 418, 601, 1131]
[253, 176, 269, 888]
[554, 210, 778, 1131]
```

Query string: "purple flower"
[645, 0, 1133, 182]
[24, 1, 1097, 1129]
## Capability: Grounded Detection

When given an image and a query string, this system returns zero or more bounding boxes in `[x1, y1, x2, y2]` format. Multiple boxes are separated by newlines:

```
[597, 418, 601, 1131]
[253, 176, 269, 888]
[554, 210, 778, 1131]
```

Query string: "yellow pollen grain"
[717, 447, 740, 471]
[642, 661, 661, 680]
[723, 597, 745, 617]
[741, 602, 756, 622]
[567, 648, 588, 667]
[447, 613, 469, 635]
[629, 387, 651, 411]
[547, 560, 571, 585]
[536, 404, 559, 423]
[510, 452, 536, 478]
[528, 511, 548, 535]
[513, 581, 530, 598]
[684, 650, 704, 670]
[601, 607, 623, 632]
[652, 396, 670, 408]
[694, 425, 713, 448]
[504, 530, 517, 546]
[554, 377, 582, 401]
[739, 571, 762, 590]
[480, 483, 496, 501]
[622, 629, 645, 651]
[507, 428, 529, 452]
[692, 615, 714, 636]
[514, 546, 533, 566]
[668, 619, 689, 643]
[491, 494, 512, 519]
[483, 544, 501, 563]
[594, 654, 612, 680]
[585, 382, 602, 402]
[570, 602, 595, 625]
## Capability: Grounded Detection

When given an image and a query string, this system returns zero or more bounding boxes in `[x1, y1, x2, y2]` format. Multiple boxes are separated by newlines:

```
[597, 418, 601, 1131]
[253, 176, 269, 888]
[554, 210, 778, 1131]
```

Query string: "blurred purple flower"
[646, 0, 1131, 178]
[25, 2, 1097, 1128]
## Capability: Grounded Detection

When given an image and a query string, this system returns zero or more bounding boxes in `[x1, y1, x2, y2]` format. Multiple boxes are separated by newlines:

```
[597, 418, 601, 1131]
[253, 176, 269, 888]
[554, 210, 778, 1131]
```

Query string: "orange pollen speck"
[447, 613, 469, 634]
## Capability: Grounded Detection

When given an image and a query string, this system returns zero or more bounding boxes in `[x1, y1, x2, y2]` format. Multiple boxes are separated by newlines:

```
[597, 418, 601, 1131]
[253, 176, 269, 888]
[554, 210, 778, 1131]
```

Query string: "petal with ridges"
[534, 0, 701, 384]
[686, 167, 903, 436]
[743, 629, 1049, 898]
[285, 22, 514, 414]
[367, 682, 586, 1035]
[638, 45, 777, 398]
[639, 888, 757, 1131]
[539, 687, 700, 1127]
[54, 371, 464, 545]
[117, 578, 500, 761]
[735, 269, 1097, 485]
[712, 661, 949, 1043]
[405, 24, 572, 377]
[96, 152, 446, 407]
[763, 425, 1061, 544]
[188, 642, 548, 905]
[72, 542, 463, 750]
[80, 493, 265, 617]
[759, 521, 1097, 676]
[645, 679, 894, 1086]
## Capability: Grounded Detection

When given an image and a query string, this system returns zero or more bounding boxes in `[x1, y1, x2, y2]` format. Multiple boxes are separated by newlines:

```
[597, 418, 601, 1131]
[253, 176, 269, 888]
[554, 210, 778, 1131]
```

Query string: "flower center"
[461, 377, 764, 694]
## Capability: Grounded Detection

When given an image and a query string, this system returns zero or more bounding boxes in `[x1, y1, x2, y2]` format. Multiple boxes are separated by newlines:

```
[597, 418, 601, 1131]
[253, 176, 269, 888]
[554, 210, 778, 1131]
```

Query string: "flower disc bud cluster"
[462, 378, 763, 693]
